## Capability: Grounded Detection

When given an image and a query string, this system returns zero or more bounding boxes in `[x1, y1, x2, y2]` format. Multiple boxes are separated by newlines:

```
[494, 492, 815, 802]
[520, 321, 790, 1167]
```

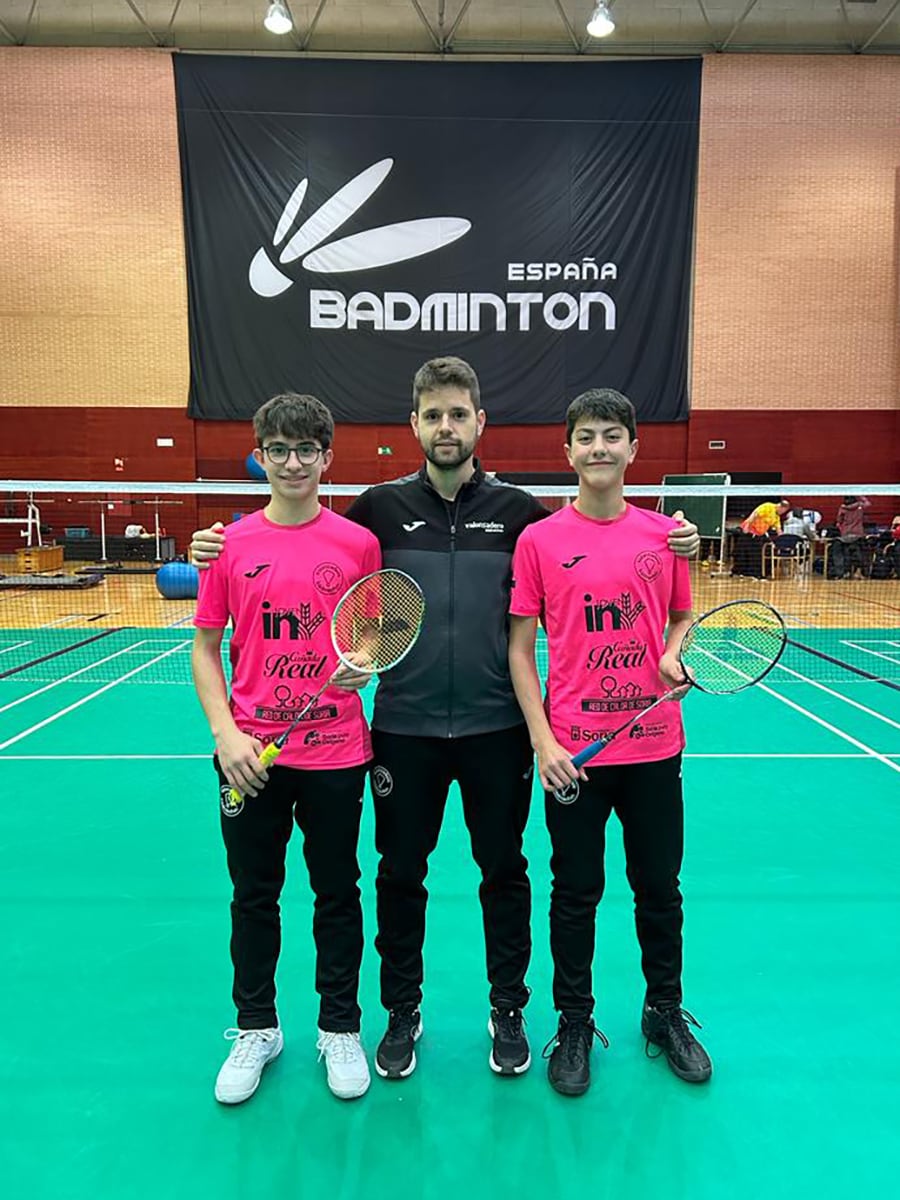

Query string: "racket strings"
[681, 601, 786, 695]
[331, 570, 425, 672]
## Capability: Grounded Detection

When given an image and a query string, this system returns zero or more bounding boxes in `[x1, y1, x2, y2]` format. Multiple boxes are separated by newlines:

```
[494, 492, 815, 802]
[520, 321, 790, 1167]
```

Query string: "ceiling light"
[586, 2, 615, 38]
[263, 2, 293, 36]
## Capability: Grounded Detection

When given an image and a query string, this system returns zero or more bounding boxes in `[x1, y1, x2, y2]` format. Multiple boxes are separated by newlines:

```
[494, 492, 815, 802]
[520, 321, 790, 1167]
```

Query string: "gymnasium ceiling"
[0, 0, 899, 57]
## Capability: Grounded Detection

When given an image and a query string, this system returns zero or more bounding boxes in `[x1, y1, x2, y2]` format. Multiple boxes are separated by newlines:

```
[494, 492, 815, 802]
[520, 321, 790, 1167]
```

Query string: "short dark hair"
[253, 393, 334, 449]
[565, 388, 637, 444]
[412, 357, 481, 412]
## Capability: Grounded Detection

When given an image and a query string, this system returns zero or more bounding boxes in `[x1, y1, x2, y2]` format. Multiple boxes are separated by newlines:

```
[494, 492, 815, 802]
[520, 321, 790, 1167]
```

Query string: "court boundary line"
[0, 640, 155, 715]
[761, 654, 900, 732]
[720, 643, 900, 772]
[0, 752, 896, 762]
[0, 640, 32, 657]
[786, 637, 900, 693]
[842, 640, 900, 670]
[828, 589, 900, 617]
[0, 627, 122, 681]
[0, 641, 192, 752]
[711, 640, 900, 775]
[751, 680, 900, 775]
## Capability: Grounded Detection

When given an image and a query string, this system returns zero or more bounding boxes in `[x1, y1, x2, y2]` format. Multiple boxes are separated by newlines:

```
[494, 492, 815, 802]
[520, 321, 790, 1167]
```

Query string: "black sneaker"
[642, 1002, 712, 1083]
[488, 1007, 531, 1076]
[542, 1015, 609, 1097]
[375, 1007, 422, 1080]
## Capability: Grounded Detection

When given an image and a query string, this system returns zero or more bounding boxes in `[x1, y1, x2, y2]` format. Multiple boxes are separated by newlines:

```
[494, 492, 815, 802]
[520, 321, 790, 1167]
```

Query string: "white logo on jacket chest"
[464, 521, 505, 533]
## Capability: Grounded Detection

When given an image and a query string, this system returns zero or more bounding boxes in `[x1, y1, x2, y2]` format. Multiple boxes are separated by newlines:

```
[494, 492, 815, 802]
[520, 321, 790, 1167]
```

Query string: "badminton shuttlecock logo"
[249, 157, 472, 298]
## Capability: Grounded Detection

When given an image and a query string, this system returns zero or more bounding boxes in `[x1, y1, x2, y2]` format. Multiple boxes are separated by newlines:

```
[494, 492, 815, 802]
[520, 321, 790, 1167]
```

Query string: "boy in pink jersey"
[509, 388, 712, 1097]
[193, 394, 380, 1105]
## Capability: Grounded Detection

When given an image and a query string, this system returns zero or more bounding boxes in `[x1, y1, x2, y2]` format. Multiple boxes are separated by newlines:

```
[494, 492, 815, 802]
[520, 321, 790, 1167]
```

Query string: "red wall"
[193, 417, 691, 485]
[1, 407, 896, 552]
[0, 408, 197, 482]
[2, 406, 894, 486]
[684, 411, 898, 482]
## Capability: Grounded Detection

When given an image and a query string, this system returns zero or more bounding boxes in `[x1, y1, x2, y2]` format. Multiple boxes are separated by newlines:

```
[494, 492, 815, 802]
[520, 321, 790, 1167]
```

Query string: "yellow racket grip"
[259, 742, 282, 768]
[227, 742, 283, 804]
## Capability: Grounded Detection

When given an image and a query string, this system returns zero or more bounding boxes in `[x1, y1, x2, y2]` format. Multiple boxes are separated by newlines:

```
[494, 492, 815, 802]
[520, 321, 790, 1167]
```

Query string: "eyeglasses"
[261, 442, 325, 466]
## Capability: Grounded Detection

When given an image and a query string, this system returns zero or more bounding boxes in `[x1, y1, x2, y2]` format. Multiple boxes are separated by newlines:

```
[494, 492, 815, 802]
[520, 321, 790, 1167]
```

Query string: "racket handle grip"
[564, 685, 686, 779]
[259, 742, 282, 768]
[227, 742, 283, 805]
[570, 739, 610, 770]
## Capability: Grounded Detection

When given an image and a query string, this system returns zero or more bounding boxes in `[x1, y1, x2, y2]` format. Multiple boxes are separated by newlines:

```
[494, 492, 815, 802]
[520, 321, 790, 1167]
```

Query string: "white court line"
[684, 753, 900, 759]
[0, 641, 151, 714]
[704, 643, 900, 775]
[0, 640, 31, 656]
[0, 754, 209, 760]
[719, 637, 900, 731]
[749, 681, 899, 775]
[0, 752, 895, 763]
[41, 615, 83, 628]
[841, 640, 900, 668]
[0, 641, 191, 751]
[755, 648, 900, 732]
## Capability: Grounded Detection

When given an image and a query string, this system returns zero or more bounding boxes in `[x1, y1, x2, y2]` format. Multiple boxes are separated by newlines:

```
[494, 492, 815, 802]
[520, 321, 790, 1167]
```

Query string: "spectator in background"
[740, 499, 791, 538]
[782, 508, 817, 541]
[835, 495, 871, 579]
[887, 516, 900, 579]
[802, 509, 823, 534]
[732, 499, 790, 579]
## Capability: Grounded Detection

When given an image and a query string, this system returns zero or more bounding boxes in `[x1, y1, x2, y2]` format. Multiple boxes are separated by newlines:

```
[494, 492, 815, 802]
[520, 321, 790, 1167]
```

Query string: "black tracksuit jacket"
[344, 463, 547, 738]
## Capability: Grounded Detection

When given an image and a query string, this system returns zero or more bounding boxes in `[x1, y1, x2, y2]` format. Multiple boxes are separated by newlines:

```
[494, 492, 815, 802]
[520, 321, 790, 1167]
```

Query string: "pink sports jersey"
[510, 503, 692, 766]
[195, 507, 381, 769]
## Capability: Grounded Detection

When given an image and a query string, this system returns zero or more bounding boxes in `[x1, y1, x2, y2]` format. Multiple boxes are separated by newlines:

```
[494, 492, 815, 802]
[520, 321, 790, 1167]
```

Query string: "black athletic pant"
[215, 758, 368, 1032]
[732, 531, 766, 578]
[545, 752, 685, 1017]
[371, 724, 533, 1011]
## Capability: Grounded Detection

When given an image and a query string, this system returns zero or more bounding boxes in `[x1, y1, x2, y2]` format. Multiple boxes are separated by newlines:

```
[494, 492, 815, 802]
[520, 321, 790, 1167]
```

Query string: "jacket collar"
[417, 458, 486, 497]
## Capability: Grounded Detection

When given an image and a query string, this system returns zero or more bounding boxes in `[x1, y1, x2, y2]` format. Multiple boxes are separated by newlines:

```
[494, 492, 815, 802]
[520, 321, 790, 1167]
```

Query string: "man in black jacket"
[346, 358, 550, 1081]
[190, 357, 699, 1082]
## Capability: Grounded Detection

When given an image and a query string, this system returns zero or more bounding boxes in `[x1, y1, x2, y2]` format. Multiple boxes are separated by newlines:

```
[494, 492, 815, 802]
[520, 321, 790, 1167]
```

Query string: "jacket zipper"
[445, 491, 463, 738]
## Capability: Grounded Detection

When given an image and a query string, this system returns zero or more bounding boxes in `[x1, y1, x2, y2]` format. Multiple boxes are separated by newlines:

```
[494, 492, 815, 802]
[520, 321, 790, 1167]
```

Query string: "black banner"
[174, 56, 701, 424]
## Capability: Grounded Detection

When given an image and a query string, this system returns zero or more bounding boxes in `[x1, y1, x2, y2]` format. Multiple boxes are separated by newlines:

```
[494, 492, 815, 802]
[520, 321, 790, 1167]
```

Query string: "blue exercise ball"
[156, 561, 199, 600]
[245, 452, 266, 480]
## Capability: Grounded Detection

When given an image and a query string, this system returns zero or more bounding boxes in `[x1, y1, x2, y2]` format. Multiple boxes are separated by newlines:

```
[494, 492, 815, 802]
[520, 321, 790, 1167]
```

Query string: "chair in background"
[763, 534, 811, 580]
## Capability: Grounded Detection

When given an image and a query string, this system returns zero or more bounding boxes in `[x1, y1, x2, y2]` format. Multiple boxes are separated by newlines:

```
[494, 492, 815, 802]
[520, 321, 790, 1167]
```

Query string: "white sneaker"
[316, 1030, 371, 1100]
[214, 1027, 284, 1104]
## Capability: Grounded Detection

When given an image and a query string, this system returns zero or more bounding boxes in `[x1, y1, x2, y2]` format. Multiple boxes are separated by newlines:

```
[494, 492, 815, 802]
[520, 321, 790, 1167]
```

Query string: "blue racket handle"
[567, 681, 686, 772]
[570, 738, 612, 769]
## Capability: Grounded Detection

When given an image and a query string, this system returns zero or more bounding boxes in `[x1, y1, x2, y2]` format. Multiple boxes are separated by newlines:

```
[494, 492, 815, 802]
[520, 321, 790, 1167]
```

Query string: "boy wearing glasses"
[192, 393, 381, 1105]
[190, 364, 702, 1083]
